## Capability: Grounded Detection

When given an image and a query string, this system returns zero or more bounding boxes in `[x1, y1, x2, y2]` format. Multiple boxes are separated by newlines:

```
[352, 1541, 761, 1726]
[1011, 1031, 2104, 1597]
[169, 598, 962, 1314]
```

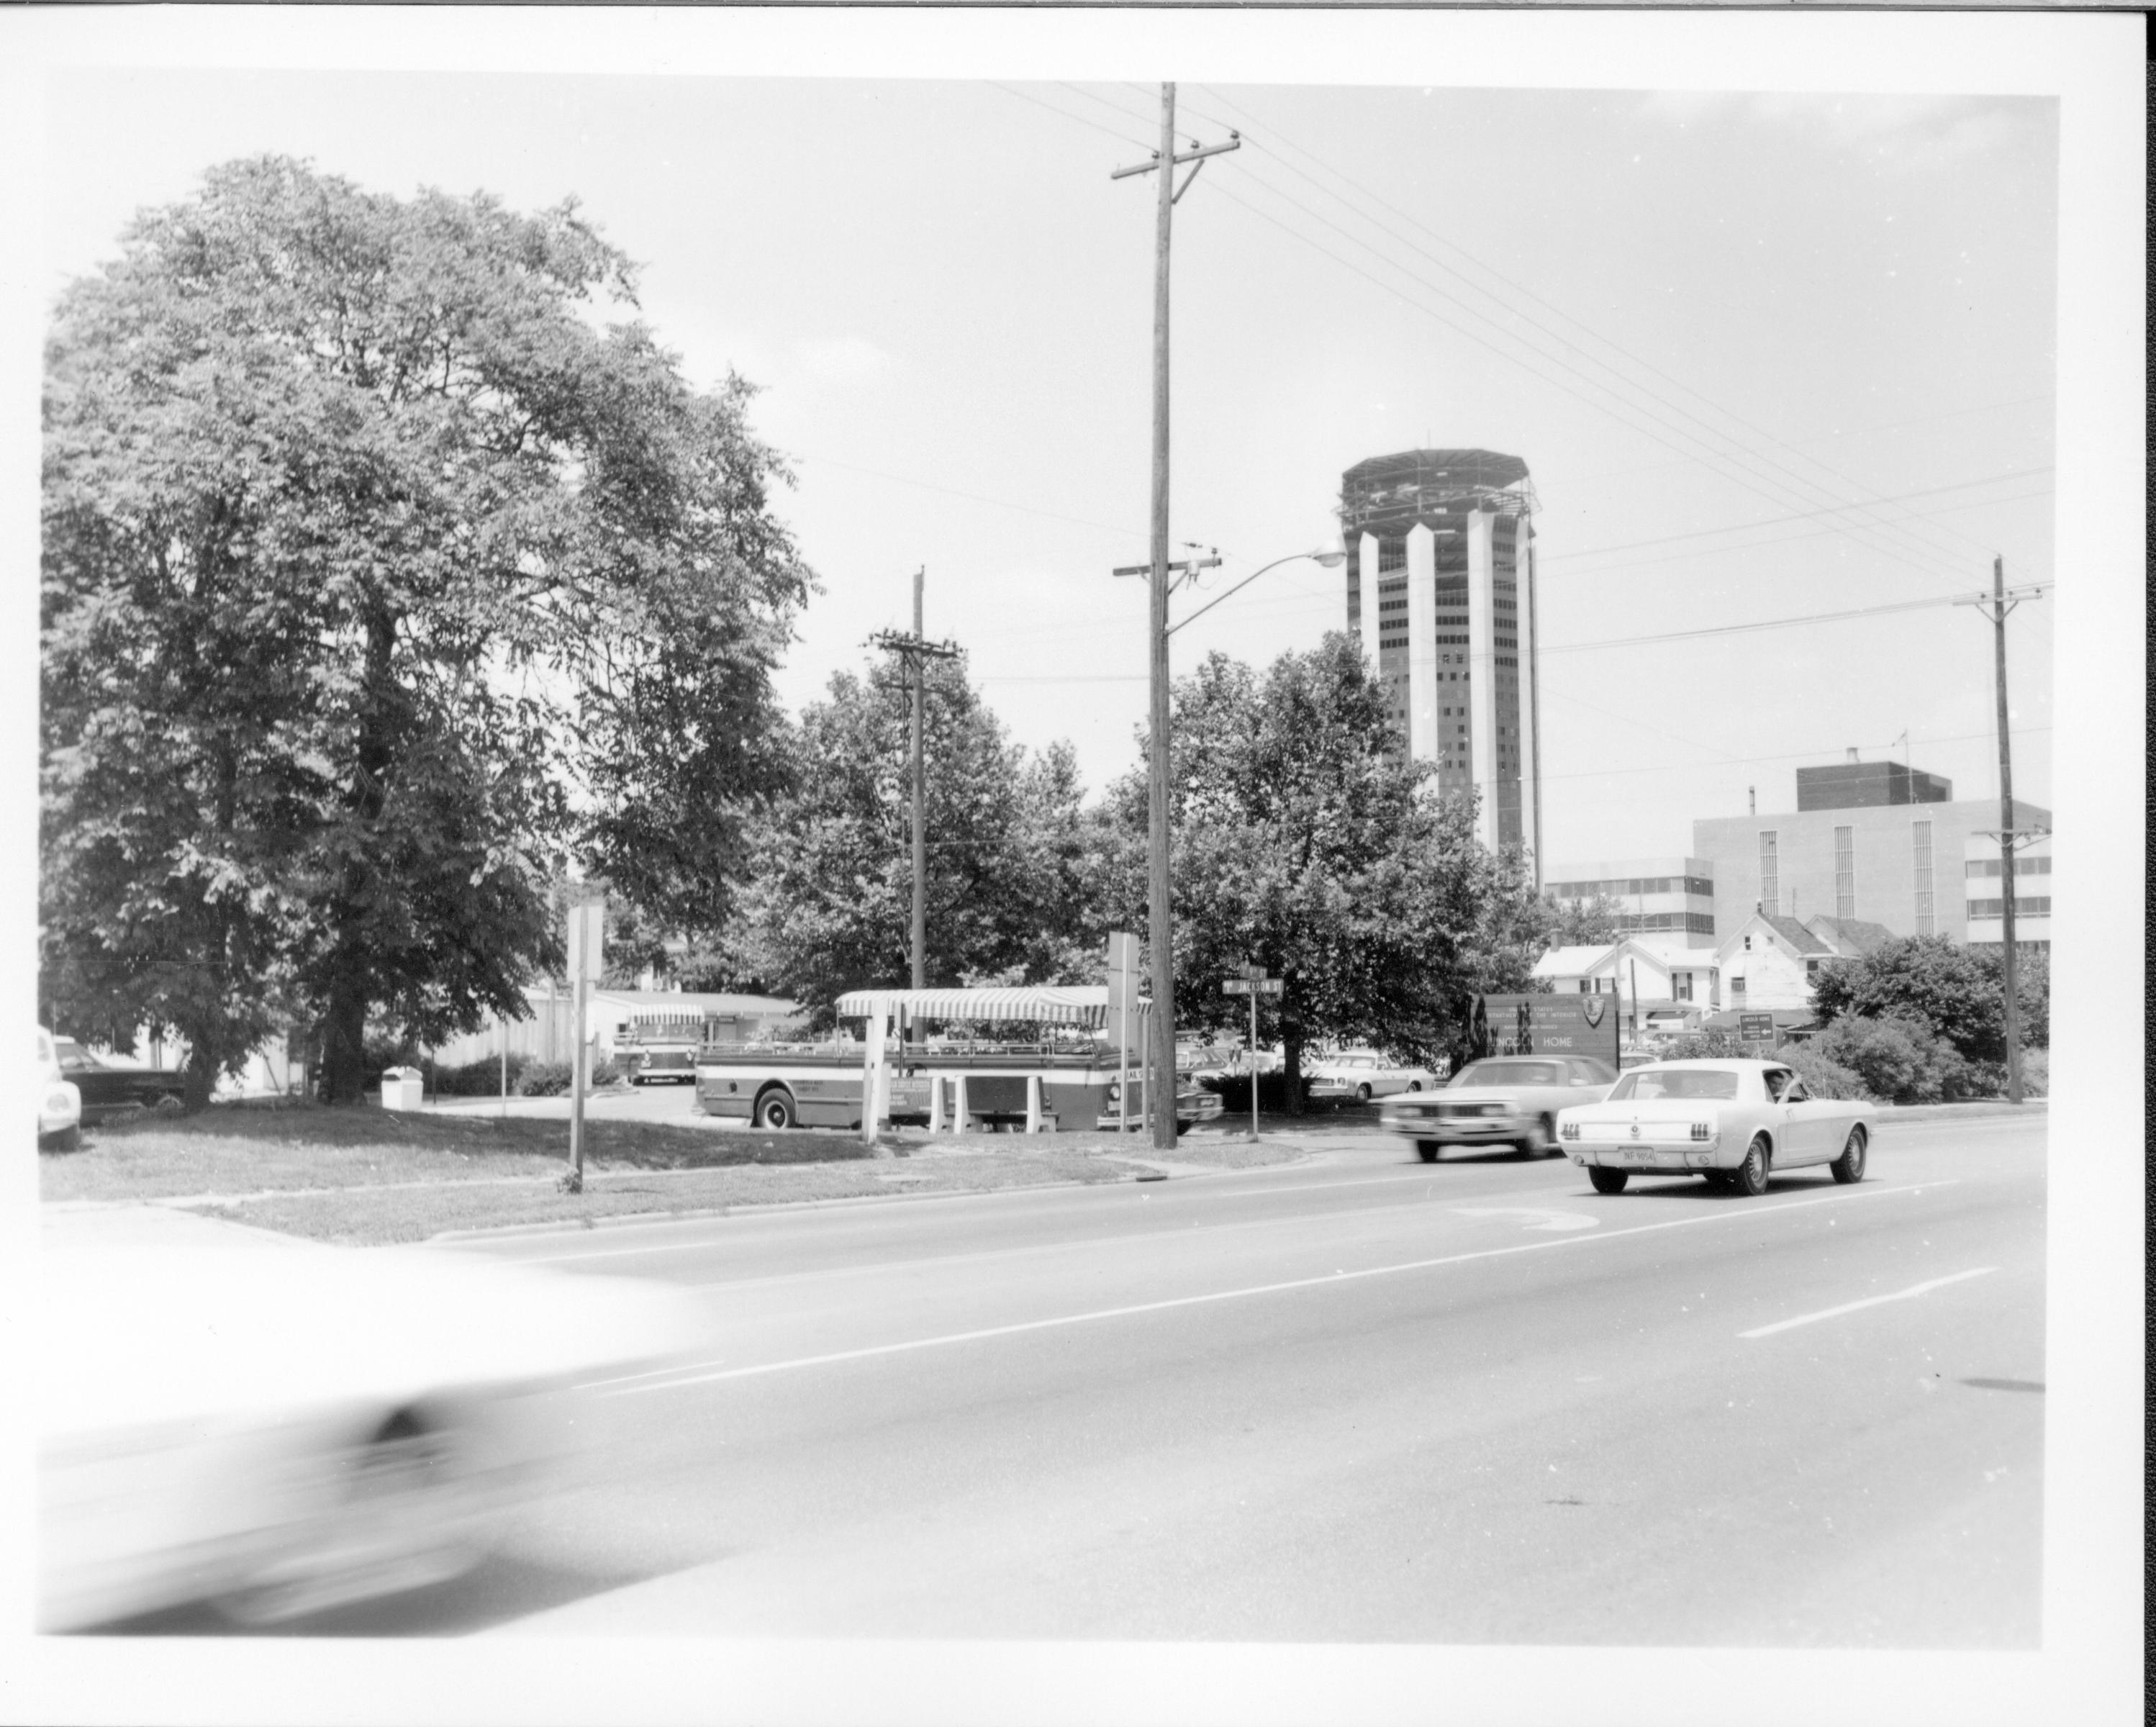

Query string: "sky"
[26, 55, 2065, 869]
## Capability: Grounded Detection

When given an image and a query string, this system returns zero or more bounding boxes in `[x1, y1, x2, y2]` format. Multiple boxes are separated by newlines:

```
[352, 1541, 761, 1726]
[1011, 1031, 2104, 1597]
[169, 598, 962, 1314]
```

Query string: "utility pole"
[1955, 557, 2047, 1105]
[870, 576, 960, 992]
[1113, 84, 1239, 1150]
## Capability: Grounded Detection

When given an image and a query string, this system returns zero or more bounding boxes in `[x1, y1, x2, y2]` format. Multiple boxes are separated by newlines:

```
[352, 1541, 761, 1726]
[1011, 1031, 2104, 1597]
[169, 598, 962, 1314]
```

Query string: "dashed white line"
[617, 1179, 1957, 1395]
[1737, 1266, 1998, 1338]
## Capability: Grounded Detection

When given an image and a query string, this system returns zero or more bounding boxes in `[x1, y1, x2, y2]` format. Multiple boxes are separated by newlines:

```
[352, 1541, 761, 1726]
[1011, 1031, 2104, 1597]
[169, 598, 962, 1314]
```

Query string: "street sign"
[1475, 994, 1620, 1065]
[1739, 1012, 1777, 1042]
[566, 897, 605, 988]
[1222, 979, 1284, 996]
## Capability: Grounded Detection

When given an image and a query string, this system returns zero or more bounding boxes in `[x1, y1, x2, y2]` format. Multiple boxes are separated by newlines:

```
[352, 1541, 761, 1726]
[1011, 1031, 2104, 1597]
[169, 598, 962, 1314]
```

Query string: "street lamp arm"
[1167, 549, 1343, 638]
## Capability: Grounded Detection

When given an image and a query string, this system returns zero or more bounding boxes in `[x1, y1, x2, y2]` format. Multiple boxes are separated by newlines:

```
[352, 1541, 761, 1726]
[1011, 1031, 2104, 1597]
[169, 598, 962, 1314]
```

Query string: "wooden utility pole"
[870, 576, 959, 992]
[1113, 85, 1239, 1149]
[1955, 557, 2047, 1105]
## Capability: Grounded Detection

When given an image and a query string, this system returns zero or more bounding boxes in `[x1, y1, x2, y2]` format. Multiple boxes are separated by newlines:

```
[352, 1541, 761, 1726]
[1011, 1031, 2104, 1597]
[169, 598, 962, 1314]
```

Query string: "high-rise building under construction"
[1339, 448, 1542, 867]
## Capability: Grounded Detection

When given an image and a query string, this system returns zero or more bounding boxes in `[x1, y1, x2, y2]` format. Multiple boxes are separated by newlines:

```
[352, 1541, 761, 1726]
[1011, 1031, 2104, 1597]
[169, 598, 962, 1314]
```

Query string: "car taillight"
[1690, 1122, 1711, 1141]
[1559, 1120, 1580, 1141]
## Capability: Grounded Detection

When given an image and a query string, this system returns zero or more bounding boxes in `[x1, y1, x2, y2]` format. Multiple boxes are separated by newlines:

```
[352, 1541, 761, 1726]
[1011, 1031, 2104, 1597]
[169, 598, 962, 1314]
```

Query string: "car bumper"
[1567, 1141, 1726, 1171]
[1382, 1112, 1526, 1140]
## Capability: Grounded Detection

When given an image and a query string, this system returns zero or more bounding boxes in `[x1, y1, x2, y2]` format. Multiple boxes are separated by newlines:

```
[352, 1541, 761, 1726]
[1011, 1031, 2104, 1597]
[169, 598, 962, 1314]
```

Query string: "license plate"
[1618, 1146, 1659, 1164]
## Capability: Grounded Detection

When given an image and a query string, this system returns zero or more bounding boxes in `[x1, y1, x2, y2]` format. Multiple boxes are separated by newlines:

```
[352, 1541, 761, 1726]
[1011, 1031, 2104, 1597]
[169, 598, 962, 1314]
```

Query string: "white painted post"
[1025, 1075, 1043, 1134]
[951, 1074, 969, 1134]
[861, 1007, 886, 1146]
[928, 1073, 946, 1134]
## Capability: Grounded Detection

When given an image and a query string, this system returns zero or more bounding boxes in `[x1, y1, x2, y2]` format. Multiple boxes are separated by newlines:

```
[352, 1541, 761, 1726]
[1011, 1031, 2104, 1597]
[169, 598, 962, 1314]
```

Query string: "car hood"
[1390, 1087, 1542, 1107]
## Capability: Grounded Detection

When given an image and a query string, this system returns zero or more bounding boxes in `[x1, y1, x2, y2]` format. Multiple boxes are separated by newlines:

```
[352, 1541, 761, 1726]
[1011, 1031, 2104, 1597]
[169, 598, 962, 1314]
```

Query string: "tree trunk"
[1281, 1027, 1306, 1116]
[320, 604, 399, 1104]
[321, 984, 372, 1105]
[181, 1045, 219, 1112]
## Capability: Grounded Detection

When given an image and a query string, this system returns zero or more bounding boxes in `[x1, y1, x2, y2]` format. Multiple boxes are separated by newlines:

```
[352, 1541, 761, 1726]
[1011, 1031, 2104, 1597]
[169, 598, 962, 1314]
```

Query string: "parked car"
[1555, 1058, 1876, 1197]
[1305, 1051, 1439, 1104]
[37, 1028, 83, 1152]
[48, 1035, 187, 1121]
[1380, 1055, 1618, 1161]
[37, 1236, 706, 1631]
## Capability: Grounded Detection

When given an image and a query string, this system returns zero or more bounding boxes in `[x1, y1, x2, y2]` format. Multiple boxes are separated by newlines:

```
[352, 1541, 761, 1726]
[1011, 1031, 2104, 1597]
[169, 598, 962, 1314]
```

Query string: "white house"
[1533, 934, 1721, 1009]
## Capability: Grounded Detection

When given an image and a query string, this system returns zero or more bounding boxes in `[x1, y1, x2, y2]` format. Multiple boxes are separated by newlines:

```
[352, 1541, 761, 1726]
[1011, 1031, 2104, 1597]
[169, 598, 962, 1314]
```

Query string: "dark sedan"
[51, 1038, 188, 1121]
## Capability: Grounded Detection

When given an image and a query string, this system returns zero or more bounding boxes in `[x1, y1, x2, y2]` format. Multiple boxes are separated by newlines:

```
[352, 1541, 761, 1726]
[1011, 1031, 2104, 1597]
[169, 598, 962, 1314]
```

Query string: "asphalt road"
[327, 1110, 2045, 1647]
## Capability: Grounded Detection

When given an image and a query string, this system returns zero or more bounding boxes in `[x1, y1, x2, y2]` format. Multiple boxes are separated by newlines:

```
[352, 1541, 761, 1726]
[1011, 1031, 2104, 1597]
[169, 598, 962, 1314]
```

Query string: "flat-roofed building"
[1694, 756, 2049, 947]
[1542, 856, 1716, 946]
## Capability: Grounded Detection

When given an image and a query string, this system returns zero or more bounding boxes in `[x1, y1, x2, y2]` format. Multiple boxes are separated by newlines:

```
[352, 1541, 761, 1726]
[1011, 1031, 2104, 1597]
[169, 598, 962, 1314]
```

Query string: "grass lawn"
[41, 1097, 1310, 1246]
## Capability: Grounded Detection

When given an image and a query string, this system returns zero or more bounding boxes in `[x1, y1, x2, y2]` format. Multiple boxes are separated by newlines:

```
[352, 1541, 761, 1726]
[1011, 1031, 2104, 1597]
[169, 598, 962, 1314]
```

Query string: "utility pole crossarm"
[1109, 134, 1241, 181]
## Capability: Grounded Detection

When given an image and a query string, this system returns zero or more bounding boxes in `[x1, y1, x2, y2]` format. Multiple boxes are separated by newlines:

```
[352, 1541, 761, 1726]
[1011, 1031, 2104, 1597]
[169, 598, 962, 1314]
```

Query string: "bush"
[2018, 1048, 2049, 1097]
[1816, 1015, 1955, 1105]
[1776, 1043, 1874, 1101]
[515, 1061, 574, 1097]
[423, 1053, 530, 1097]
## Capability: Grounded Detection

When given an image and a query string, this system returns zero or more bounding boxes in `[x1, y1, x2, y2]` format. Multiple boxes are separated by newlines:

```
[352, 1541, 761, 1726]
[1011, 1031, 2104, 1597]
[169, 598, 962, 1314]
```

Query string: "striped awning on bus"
[832, 985, 1149, 1028]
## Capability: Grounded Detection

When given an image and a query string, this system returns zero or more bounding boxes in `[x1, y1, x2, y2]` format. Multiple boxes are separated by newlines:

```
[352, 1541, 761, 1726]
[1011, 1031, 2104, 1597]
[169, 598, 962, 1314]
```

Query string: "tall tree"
[1100, 636, 1529, 1104]
[41, 158, 810, 1101]
[729, 656, 1097, 1020]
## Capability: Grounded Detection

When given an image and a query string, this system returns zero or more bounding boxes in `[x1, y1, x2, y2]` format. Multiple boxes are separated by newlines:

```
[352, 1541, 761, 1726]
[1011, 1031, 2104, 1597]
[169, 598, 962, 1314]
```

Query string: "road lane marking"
[1449, 1207, 1598, 1233]
[617, 1179, 1959, 1395]
[1737, 1266, 1998, 1338]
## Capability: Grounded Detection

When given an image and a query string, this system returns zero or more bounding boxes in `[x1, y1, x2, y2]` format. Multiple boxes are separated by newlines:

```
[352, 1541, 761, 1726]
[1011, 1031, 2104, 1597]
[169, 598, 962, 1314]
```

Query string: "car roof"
[1629, 1059, 1782, 1072]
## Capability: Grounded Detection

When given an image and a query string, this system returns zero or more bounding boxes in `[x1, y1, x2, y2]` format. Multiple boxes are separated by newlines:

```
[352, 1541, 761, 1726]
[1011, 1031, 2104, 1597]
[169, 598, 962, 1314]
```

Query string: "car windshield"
[1454, 1061, 1562, 1087]
[53, 1038, 98, 1071]
[1610, 1069, 1741, 1101]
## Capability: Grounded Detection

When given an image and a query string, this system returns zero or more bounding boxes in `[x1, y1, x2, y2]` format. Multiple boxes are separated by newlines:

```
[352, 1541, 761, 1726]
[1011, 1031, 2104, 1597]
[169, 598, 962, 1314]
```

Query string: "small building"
[1715, 911, 1837, 1012]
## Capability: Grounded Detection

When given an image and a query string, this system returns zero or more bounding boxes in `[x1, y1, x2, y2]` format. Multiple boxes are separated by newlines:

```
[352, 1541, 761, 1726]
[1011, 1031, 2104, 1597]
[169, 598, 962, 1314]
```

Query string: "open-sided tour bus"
[692, 985, 1222, 1136]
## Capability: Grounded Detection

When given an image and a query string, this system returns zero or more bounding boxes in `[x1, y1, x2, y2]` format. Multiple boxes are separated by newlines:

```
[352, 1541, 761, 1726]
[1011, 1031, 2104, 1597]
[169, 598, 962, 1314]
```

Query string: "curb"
[1880, 1099, 2049, 1123]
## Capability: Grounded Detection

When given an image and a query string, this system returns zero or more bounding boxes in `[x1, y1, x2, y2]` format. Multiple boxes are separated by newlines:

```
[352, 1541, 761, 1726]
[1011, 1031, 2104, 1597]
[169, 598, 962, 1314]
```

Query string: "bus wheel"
[754, 1087, 798, 1130]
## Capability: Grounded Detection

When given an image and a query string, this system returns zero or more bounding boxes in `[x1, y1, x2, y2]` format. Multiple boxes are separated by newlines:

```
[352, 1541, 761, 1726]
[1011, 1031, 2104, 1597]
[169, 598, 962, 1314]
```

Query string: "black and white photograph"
[4, 7, 2140, 1726]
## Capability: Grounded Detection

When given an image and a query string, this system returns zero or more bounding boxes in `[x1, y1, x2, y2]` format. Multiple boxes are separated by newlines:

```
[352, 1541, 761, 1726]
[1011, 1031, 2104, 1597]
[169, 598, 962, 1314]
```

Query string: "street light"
[1167, 547, 1346, 638]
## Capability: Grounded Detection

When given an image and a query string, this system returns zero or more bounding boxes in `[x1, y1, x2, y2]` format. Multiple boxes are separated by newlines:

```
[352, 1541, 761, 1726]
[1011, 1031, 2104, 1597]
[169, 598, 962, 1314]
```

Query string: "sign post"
[563, 896, 604, 1193]
[1106, 932, 1142, 1134]
[1222, 966, 1283, 1142]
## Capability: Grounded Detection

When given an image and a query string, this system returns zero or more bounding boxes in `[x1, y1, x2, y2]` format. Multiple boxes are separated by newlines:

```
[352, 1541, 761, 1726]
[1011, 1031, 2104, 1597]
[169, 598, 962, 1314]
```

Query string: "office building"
[1340, 448, 1540, 862]
[1694, 755, 2050, 948]
[1543, 856, 1716, 946]
[1795, 755, 1954, 811]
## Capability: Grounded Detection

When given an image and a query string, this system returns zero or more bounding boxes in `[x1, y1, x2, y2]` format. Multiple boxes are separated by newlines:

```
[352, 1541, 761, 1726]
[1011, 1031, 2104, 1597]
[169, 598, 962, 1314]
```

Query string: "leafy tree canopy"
[1097, 635, 1551, 1097]
[41, 158, 811, 1100]
[1809, 933, 2047, 1064]
[723, 656, 1097, 1023]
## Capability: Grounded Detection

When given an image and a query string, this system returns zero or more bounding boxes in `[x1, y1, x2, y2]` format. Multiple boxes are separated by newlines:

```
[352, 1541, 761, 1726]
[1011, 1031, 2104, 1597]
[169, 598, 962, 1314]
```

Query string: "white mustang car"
[1555, 1058, 1875, 1197]
[1305, 1051, 1439, 1104]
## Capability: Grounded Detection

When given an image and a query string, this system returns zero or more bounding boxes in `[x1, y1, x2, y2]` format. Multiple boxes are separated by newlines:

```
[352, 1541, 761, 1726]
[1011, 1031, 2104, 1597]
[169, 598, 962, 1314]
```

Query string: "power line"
[1201, 171, 1978, 591]
[985, 81, 1155, 152]
[1182, 85, 2025, 578]
[1540, 583, 2053, 656]
[1538, 467, 2053, 568]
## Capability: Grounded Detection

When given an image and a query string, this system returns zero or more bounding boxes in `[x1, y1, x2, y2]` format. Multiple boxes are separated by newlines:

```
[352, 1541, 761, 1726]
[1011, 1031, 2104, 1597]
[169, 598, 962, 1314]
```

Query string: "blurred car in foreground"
[37, 1027, 83, 1151]
[1305, 1051, 1439, 1103]
[48, 1034, 188, 1121]
[1556, 1058, 1876, 1196]
[1381, 1055, 1618, 1161]
[38, 1235, 704, 1631]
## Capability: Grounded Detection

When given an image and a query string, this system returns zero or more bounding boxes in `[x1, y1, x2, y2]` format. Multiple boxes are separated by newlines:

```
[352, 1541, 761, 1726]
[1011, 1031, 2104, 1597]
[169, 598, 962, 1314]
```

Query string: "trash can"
[381, 1066, 425, 1111]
